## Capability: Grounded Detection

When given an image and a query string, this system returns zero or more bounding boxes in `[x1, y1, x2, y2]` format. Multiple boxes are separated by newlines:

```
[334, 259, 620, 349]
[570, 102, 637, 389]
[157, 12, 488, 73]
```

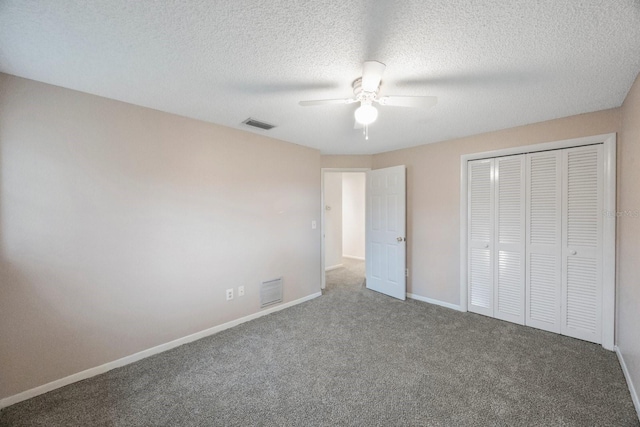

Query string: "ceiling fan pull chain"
[365, 125, 369, 140]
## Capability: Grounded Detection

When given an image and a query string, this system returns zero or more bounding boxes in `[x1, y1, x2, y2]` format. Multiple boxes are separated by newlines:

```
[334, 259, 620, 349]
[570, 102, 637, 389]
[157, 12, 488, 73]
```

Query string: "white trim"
[459, 133, 616, 350]
[601, 135, 616, 351]
[460, 156, 469, 312]
[615, 346, 640, 421]
[343, 255, 365, 261]
[0, 291, 322, 410]
[407, 293, 464, 312]
[325, 263, 343, 271]
[460, 133, 614, 162]
[320, 168, 370, 290]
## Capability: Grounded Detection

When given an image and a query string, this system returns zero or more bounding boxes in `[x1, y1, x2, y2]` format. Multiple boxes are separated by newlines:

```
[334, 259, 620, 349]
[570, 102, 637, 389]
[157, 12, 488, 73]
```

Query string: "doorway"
[321, 169, 368, 290]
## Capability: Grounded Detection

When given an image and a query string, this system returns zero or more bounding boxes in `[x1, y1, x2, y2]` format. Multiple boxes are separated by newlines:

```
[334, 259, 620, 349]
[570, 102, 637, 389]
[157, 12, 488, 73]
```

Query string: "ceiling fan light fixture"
[354, 103, 378, 125]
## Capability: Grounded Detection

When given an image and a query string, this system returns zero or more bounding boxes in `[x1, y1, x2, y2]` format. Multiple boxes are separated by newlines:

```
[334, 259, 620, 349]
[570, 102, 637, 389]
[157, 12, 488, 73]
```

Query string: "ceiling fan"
[299, 60, 438, 139]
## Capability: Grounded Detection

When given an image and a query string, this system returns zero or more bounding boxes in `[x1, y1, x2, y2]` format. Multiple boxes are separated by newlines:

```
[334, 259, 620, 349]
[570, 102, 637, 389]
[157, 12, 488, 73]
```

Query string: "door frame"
[459, 133, 617, 350]
[321, 168, 370, 290]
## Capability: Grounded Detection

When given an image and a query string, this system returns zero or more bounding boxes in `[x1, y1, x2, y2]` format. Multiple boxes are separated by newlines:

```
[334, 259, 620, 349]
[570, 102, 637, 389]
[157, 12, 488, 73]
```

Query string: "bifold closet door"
[561, 145, 603, 344]
[468, 156, 525, 321]
[468, 145, 605, 345]
[525, 151, 562, 333]
[493, 155, 525, 324]
[468, 159, 494, 317]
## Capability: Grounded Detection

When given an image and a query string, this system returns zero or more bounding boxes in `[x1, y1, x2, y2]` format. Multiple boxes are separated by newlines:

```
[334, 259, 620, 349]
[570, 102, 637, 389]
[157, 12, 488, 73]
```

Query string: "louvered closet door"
[525, 151, 562, 333]
[468, 159, 494, 317]
[493, 155, 525, 324]
[561, 145, 603, 344]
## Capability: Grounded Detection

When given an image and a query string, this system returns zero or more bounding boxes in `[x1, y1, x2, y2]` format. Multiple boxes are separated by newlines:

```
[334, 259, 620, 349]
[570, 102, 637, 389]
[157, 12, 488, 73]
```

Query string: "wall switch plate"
[405, 268, 409, 277]
[226, 288, 234, 301]
[311, 220, 317, 229]
[238, 286, 245, 297]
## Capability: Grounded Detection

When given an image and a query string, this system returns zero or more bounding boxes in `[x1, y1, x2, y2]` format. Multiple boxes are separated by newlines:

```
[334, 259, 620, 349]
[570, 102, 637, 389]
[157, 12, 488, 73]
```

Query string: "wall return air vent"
[260, 277, 283, 308]
[242, 118, 276, 130]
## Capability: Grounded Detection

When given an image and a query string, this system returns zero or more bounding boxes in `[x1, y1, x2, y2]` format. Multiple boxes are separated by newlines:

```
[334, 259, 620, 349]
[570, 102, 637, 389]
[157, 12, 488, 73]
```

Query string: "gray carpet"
[324, 257, 366, 292]
[1, 259, 638, 426]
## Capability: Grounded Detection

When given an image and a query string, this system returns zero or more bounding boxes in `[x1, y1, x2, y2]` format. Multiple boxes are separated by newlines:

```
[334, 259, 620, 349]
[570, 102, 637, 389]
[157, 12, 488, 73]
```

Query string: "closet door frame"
[459, 133, 616, 350]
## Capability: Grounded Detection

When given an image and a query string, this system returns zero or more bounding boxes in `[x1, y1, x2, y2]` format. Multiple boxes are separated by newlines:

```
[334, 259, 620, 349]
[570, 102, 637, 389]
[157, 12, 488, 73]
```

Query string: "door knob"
[570, 250, 577, 255]
[484, 244, 489, 248]
[397, 237, 404, 242]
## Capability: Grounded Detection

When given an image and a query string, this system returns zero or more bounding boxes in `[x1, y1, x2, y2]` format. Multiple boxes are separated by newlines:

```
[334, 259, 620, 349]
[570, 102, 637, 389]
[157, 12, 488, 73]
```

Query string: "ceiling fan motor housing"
[352, 77, 379, 103]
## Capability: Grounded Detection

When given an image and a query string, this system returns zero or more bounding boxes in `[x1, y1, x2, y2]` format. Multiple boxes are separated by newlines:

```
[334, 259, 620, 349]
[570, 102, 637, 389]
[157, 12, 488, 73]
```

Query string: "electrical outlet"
[238, 286, 245, 297]
[226, 288, 234, 301]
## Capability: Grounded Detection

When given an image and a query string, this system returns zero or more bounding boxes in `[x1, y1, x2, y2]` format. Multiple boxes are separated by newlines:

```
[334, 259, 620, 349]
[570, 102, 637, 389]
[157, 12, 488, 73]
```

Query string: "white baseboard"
[325, 263, 343, 271]
[343, 255, 365, 261]
[615, 346, 640, 421]
[0, 291, 322, 410]
[407, 293, 464, 312]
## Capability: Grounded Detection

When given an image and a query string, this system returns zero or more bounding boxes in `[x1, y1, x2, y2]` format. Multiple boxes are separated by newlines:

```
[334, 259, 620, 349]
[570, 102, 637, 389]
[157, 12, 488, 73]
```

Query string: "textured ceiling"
[1, 1, 640, 154]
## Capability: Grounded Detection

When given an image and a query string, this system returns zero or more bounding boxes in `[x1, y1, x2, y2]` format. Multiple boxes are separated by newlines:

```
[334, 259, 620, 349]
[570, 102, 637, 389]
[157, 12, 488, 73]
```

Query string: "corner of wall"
[616, 69, 640, 422]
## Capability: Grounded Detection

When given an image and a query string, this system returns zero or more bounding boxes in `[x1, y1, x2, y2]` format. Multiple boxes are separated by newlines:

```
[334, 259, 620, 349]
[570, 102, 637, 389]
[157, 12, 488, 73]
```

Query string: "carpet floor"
[1, 259, 637, 426]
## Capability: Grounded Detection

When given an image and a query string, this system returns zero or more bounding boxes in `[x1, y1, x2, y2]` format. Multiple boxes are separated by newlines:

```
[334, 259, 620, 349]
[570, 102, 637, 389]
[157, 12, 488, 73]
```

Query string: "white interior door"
[468, 159, 494, 317]
[365, 165, 406, 300]
[493, 155, 526, 325]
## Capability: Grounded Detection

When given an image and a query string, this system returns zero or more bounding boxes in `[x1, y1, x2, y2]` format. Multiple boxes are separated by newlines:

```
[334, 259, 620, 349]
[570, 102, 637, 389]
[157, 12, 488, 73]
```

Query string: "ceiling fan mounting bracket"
[352, 77, 379, 103]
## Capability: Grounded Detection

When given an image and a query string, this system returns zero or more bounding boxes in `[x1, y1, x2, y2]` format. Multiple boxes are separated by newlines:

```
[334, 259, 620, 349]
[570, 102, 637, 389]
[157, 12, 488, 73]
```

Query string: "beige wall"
[324, 172, 343, 268]
[372, 108, 621, 304]
[0, 74, 321, 399]
[618, 72, 640, 410]
[342, 173, 366, 259]
[321, 155, 372, 169]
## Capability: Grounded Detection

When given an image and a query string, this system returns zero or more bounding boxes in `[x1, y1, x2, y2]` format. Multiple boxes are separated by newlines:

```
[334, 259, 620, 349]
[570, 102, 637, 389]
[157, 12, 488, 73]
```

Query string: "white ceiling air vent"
[242, 118, 276, 130]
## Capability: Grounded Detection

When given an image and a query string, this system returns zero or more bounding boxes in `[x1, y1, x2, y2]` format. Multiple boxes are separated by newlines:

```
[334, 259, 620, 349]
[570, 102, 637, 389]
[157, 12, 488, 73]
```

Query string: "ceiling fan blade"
[361, 60, 386, 92]
[377, 95, 438, 108]
[298, 98, 356, 106]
